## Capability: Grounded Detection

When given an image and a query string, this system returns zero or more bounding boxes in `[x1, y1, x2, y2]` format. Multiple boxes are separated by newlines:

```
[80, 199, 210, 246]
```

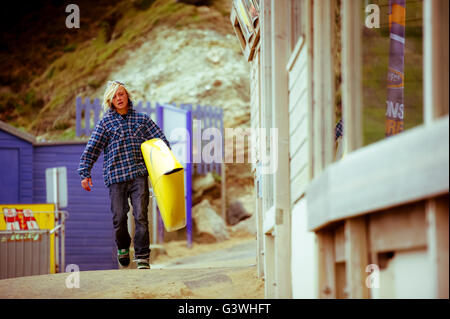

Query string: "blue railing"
[75, 97, 224, 176]
[76, 96, 224, 247]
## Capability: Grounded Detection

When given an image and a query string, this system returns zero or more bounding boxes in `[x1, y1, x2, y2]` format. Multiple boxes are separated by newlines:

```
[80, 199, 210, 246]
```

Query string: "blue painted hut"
[0, 121, 117, 270]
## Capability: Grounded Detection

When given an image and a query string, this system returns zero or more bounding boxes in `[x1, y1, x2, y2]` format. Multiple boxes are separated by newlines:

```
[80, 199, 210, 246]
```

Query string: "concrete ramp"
[0, 240, 262, 299]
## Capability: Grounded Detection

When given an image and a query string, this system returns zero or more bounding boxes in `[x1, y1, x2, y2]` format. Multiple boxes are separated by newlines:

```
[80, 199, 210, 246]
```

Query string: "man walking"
[78, 80, 170, 269]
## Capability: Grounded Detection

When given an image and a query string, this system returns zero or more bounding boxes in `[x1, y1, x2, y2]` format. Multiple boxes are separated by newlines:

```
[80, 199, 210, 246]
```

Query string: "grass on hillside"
[1, 0, 233, 140]
[1, 0, 425, 145]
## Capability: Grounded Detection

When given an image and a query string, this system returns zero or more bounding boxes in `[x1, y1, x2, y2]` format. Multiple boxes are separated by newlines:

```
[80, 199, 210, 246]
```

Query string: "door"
[0, 148, 19, 204]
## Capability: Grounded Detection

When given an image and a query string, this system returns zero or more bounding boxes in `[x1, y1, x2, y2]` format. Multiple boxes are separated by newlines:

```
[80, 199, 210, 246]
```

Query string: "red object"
[23, 209, 39, 230]
[3, 208, 20, 230]
[16, 209, 28, 230]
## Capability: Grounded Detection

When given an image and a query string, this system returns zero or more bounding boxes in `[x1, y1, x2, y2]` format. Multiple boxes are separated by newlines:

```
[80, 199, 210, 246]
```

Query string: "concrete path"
[0, 240, 262, 299]
[156, 240, 257, 269]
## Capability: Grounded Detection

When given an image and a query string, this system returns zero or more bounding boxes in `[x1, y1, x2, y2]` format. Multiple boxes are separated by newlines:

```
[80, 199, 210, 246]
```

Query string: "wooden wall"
[33, 143, 117, 271]
[287, 38, 310, 205]
[0, 130, 34, 204]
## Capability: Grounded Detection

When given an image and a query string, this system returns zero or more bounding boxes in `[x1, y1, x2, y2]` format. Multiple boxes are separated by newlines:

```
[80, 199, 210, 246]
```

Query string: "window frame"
[306, 0, 449, 232]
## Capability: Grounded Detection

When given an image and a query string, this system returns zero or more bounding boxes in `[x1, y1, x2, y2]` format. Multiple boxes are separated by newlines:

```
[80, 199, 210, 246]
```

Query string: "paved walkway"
[156, 240, 257, 269]
[0, 240, 263, 299]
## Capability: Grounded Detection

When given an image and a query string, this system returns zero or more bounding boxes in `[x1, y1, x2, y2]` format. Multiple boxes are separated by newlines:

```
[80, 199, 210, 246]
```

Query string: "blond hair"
[102, 80, 134, 112]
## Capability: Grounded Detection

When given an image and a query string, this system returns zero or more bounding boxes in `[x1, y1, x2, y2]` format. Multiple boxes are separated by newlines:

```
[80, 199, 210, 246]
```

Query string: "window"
[231, 0, 261, 61]
[361, 0, 423, 146]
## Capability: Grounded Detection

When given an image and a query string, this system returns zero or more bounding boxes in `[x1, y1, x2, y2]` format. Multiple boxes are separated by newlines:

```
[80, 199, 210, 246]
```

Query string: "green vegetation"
[63, 44, 77, 52]
[1, 0, 232, 141]
[212, 172, 222, 183]
[4, 0, 425, 146]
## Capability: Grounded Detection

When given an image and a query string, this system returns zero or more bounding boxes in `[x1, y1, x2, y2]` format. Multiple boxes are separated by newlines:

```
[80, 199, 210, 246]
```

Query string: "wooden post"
[424, 0, 449, 124]
[313, 0, 335, 174]
[271, 0, 292, 299]
[317, 229, 336, 298]
[255, 186, 264, 278]
[426, 196, 449, 299]
[323, 0, 335, 167]
[341, 0, 363, 153]
[306, 0, 314, 180]
[263, 232, 276, 298]
[423, 2, 449, 298]
[344, 216, 370, 299]
[312, 0, 337, 299]
[312, 1, 323, 176]
[260, 0, 274, 214]
[251, 47, 264, 279]
[260, 0, 275, 298]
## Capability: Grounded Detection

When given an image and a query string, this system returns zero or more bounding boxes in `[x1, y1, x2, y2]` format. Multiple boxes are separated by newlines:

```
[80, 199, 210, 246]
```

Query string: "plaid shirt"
[78, 108, 170, 187]
[335, 119, 343, 141]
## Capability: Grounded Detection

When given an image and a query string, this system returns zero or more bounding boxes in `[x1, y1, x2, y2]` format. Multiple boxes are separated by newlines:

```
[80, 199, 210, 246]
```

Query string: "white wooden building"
[230, 0, 448, 298]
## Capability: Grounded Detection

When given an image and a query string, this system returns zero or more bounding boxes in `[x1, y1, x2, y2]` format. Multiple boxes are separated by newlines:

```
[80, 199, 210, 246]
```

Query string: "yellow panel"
[0, 204, 56, 273]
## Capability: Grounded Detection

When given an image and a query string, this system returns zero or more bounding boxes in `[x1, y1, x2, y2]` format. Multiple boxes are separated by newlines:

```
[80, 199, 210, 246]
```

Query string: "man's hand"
[81, 177, 93, 192]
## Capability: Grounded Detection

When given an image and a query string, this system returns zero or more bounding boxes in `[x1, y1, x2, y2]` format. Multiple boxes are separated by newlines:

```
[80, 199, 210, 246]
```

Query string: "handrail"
[0, 229, 50, 234]
[306, 116, 449, 231]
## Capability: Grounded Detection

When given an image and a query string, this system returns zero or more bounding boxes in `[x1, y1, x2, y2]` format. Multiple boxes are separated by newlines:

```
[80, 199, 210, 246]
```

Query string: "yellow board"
[0, 203, 56, 274]
[141, 138, 186, 232]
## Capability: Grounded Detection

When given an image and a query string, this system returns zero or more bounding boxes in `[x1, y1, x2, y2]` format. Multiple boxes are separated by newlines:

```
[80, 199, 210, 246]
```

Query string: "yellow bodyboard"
[141, 139, 186, 232]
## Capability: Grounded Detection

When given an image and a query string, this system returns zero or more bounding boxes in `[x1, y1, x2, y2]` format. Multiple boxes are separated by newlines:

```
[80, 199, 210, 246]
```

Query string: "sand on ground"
[0, 233, 264, 299]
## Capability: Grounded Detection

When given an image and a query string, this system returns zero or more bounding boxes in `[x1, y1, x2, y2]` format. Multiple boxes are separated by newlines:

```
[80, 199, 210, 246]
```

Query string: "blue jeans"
[108, 176, 150, 259]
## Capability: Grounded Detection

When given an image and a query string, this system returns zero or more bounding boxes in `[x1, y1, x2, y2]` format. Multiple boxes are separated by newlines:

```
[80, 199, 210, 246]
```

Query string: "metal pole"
[186, 108, 193, 248]
[156, 103, 165, 244]
[221, 162, 226, 222]
[186, 162, 193, 248]
[151, 189, 157, 245]
[53, 168, 60, 273]
[61, 211, 65, 272]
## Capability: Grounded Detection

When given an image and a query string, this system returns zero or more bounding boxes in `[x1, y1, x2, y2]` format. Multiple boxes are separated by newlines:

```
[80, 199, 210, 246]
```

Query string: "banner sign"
[385, 0, 406, 136]
[0, 204, 56, 273]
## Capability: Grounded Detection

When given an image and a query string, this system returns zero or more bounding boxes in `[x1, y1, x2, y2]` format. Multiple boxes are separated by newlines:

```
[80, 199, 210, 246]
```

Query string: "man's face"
[112, 86, 129, 112]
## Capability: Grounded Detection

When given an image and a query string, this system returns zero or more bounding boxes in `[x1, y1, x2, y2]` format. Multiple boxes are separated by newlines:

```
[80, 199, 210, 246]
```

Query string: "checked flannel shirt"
[78, 107, 171, 187]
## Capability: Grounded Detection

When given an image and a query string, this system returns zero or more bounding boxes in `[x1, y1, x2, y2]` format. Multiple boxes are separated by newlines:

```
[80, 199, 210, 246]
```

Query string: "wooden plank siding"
[0, 129, 34, 204]
[287, 37, 310, 205]
[307, 116, 449, 232]
[236, 0, 448, 299]
[33, 143, 117, 271]
[0, 123, 118, 271]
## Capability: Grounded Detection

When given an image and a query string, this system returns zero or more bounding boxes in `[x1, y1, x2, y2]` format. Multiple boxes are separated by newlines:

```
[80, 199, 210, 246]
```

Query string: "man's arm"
[78, 121, 108, 183]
